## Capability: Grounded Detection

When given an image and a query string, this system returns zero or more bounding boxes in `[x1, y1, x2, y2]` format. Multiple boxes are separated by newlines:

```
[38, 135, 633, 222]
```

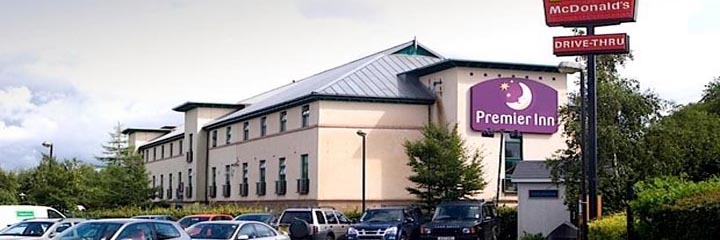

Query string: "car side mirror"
[49, 232, 58, 238]
[351, 218, 359, 224]
[237, 235, 250, 240]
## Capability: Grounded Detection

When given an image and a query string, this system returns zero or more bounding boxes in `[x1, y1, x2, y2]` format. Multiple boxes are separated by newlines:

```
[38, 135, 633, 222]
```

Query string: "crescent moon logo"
[506, 82, 533, 111]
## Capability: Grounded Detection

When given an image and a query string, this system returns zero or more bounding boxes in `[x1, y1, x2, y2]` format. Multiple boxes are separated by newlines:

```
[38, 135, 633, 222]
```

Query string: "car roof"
[82, 219, 173, 224]
[238, 213, 275, 216]
[438, 200, 486, 206]
[183, 214, 232, 218]
[134, 215, 171, 217]
[283, 208, 335, 212]
[191, 220, 264, 225]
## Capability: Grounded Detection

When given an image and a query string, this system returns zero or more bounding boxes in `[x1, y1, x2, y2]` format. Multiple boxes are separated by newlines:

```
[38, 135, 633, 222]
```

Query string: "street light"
[558, 61, 588, 240]
[41, 141, 54, 158]
[356, 130, 367, 211]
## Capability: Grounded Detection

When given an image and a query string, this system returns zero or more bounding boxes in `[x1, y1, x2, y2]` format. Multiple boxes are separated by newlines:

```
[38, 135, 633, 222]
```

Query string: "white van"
[0, 205, 66, 229]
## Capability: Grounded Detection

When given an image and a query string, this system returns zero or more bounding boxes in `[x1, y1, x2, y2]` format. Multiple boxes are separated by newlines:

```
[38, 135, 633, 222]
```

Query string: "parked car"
[133, 215, 178, 221]
[0, 205, 66, 229]
[419, 201, 498, 240]
[347, 206, 424, 240]
[185, 220, 288, 240]
[178, 215, 234, 229]
[233, 213, 278, 225]
[52, 219, 190, 240]
[277, 207, 352, 240]
[0, 218, 85, 240]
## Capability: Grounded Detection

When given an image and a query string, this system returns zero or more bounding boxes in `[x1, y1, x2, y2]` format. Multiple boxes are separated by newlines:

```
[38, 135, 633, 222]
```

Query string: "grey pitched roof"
[138, 126, 184, 150]
[512, 161, 552, 179]
[203, 41, 444, 129]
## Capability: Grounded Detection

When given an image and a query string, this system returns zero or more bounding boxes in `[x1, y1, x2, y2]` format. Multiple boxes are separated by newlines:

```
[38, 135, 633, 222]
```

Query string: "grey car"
[277, 208, 352, 240]
[0, 218, 85, 240]
[53, 219, 190, 240]
[185, 221, 288, 240]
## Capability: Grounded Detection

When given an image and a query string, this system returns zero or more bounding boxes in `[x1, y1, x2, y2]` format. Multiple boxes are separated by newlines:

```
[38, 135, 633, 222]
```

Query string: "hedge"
[497, 206, 517, 240]
[76, 204, 263, 219]
[588, 213, 626, 240]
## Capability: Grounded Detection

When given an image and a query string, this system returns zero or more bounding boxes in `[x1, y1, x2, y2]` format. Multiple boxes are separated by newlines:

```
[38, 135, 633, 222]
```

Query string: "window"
[226, 126, 232, 144]
[301, 105, 310, 128]
[242, 122, 249, 141]
[153, 148, 157, 160]
[301, 154, 309, 179]
[161, 145, 165, 159]
[237, 224, 256, 239]
[252, 223, 276, 237]
[260, 117, 267, 136]
[179, 140, 183, 154]
[160, 174, 164, 191]
[189, 134, 193, 152]
[225, 165, 231, 185]
[48, 209, 63, 219]
[259, 160, 266, 183]
[168, 173, 173, 199]
[145, 150, 149, 162]
[152, 176, 156, 189]
[178, 172, 182, 188]
[529, 189, 559, 198]
[279, 158, 286, 181]
[315, 211, 326, 224]
[243, 163, 248, 184]
[170, 143, 174, 156]
[336, 212, 351, 224]
[154, 223, 181, 240]
[280, 111, 287, 132]
[212, 167, 217, 186]
[325, 211, 338, 224]
[117, 223, 154, 240]
[188, 169, 193, 187]
[504, 134, 522, 193]
[211, 130, 218, 148]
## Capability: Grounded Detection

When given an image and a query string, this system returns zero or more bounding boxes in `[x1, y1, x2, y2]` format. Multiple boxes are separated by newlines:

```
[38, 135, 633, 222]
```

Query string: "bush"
[631, 177, 720, 239]
[588, 213, 626, 240]
[497, 206, 517, 240]
[343, 209, 363, 220]
[77, 203, 263, 219]
[519, 232, 544, 240]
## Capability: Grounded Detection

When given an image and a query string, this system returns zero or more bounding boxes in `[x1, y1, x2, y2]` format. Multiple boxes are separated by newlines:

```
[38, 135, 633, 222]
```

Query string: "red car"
[178, 214, 234, 229]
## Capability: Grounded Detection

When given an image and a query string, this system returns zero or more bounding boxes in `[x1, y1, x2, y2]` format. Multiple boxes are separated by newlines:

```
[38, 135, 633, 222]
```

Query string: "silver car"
[53, 219, 190, 240]
[0, 218, 85, 240]
[185, 221, 288, 240]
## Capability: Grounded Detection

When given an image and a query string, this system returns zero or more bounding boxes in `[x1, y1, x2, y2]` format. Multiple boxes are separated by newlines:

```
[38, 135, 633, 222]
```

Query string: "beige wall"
[517, 183, 569, 237]
[420, 67, 567, 201]
[128, 132, 165, 150]
[146, 154, 192, 201]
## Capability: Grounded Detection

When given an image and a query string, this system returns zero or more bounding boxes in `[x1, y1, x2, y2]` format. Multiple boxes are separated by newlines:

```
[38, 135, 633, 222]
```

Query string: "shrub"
[497, 206, 517, 240]
[77, 203, 263, 219]
[519, 232, 544, 240]
[588, 213, 626, 240]
[343, 208, 363, 221]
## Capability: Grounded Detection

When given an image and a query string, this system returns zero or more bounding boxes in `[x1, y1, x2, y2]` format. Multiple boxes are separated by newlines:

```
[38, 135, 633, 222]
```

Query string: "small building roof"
[137, 126, 185, 151]
[172, 102, 245, 112]
[121, 128, 172, 135]
[511, 161, 554, 183]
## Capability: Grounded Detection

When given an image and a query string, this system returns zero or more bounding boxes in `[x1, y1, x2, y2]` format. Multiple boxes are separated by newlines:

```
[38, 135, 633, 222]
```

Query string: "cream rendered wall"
[316, 101, 429, 203]
[517, 183, 569, 237]
[146, 155, 188, 200]
[420, 67, 567, 201]
[207, 102, 320, 202]
[128, 132, 165, 150]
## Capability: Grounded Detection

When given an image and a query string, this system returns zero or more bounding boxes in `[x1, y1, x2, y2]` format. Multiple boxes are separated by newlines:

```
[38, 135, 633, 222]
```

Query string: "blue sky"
[0, 0, 718, 169]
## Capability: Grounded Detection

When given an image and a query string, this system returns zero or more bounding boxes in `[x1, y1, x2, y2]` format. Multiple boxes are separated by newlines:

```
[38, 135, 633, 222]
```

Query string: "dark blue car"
[347, 206, 424, 240]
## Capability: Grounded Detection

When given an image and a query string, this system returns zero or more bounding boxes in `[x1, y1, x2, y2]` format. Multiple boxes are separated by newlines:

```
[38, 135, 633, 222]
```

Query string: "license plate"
[438, 237, 455, 240]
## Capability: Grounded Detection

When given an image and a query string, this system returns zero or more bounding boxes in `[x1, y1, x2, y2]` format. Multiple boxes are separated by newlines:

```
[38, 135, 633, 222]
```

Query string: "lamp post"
[558, 61, 587, 240]
[41, 141, 54, 158]
[356, 130, 367, 211]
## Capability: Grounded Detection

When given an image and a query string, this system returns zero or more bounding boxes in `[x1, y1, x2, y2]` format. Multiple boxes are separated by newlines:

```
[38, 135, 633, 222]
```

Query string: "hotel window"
[153, 148, 157, 160]
[279, 158, 286, 181]
[211, 130, 218, 148]
[178, 172, 182, 190]
[225, 165, 231, 185]
[260, 117, 267, 136]
[301, 155, 309, 180]
[189, 134, 193, 151]
[259, 160, 266, 183]
[242, 163, 248, 184]
[170, 143, 174, 156]
[280, 111, 287, 132]
[212, 167, 217, 186]
[243, 122, 250, 141]
[161, 145, 165, 159]
[503, 134, 523, 193]
[179, 140, 183, 154]
[168, 173, 173, 199]
[145, 150, 149, 162]
[187, 168, 193, 198]
[226, 126, 232, 144]
[152, 176, 156, 189]
[160, 174, 164, 198]
[277, 158, 286, 195]
[301, 105, 310, 128]
[258, 160, 266, 196]
[188, 169, 193, 187]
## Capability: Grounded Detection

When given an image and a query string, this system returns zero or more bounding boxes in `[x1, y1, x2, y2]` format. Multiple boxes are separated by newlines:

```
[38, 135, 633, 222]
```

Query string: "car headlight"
[385, 226, 398, 235]
[462, 227, 476, 234]
[348, 227, 359, 235]
[421, 227, 431, 235]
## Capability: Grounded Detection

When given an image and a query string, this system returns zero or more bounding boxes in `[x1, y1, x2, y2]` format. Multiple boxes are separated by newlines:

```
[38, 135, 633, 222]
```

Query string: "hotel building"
[123, 41, 568, 209]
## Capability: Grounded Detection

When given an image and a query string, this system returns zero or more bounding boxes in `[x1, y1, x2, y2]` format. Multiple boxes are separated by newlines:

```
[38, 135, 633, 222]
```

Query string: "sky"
[0, 0, 718, 170]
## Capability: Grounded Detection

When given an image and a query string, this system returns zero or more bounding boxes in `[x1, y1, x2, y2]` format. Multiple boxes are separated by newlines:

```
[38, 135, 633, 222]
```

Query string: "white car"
[53, 219, 190, 240]
[0, 206, 66, 229]
[0, 218, 84, 240]
[185, 221, 288, 240]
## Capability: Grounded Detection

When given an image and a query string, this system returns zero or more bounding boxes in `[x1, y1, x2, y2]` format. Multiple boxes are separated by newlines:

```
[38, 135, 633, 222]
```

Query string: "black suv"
[347, 206, 424, 240]
[419, 201, 498, 240]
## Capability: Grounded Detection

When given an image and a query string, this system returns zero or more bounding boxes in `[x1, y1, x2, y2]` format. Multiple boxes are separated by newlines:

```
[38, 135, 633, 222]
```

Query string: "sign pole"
[586, 25, 599, 220]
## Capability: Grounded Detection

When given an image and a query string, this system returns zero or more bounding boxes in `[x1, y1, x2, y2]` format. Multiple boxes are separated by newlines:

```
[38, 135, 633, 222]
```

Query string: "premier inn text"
[475, 111, 556, 127]
[549, 1, 631, 15]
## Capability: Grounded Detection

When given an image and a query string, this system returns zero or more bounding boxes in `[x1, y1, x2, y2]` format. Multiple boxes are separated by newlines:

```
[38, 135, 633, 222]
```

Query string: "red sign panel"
[553, 33, 629, 56]
[544, 0, 638, 27]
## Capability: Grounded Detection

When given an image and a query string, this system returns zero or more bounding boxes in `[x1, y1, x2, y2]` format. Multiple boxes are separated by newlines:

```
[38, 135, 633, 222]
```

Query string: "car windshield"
[0, 222, 54, 236]
[432, 205, 482, 221]
[179, 217, 211, 228]
[361, 209, 403, 223]
[186, 223, 238, 240]
[235, 215, 270, 223]
[56, 222, 123, 240]
[279, 211, 312, 224]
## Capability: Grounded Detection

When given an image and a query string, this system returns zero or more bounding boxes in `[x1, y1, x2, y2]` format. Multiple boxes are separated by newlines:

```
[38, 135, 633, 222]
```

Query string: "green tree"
[0, 168, 20, 204]
[97, 122, 129, 166]
[21, 156, 82, 212]
[547, 54, 668, 212]
[404, 124, 487, 211]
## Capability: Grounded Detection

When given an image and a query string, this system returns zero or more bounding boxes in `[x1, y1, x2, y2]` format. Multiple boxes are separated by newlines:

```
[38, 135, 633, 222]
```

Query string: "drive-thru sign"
[554, 33, 630, 56]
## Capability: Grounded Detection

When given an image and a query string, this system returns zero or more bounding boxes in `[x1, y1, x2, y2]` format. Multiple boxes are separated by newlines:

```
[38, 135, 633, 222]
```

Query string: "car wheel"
[399, 232, 408, 240]
[289, 220, 311, 240]
[326, 234, 334, 240]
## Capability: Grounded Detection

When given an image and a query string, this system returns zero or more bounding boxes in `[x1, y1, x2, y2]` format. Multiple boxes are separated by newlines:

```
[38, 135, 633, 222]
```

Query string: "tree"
[0, 168, 19, 204]
[20, 156, 83, 212]
[97, 122, 129, 166]
[546, 54, 668, 212]
[404, 124, 487, 211]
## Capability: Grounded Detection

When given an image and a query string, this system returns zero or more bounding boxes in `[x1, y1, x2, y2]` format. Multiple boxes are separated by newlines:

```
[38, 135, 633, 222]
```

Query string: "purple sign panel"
[470, 78, 559, 134]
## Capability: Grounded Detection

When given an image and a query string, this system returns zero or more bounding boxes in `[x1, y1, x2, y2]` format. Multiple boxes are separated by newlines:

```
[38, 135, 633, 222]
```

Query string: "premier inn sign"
[543, 0, 638, 27]
[470, 78, 559, 134]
